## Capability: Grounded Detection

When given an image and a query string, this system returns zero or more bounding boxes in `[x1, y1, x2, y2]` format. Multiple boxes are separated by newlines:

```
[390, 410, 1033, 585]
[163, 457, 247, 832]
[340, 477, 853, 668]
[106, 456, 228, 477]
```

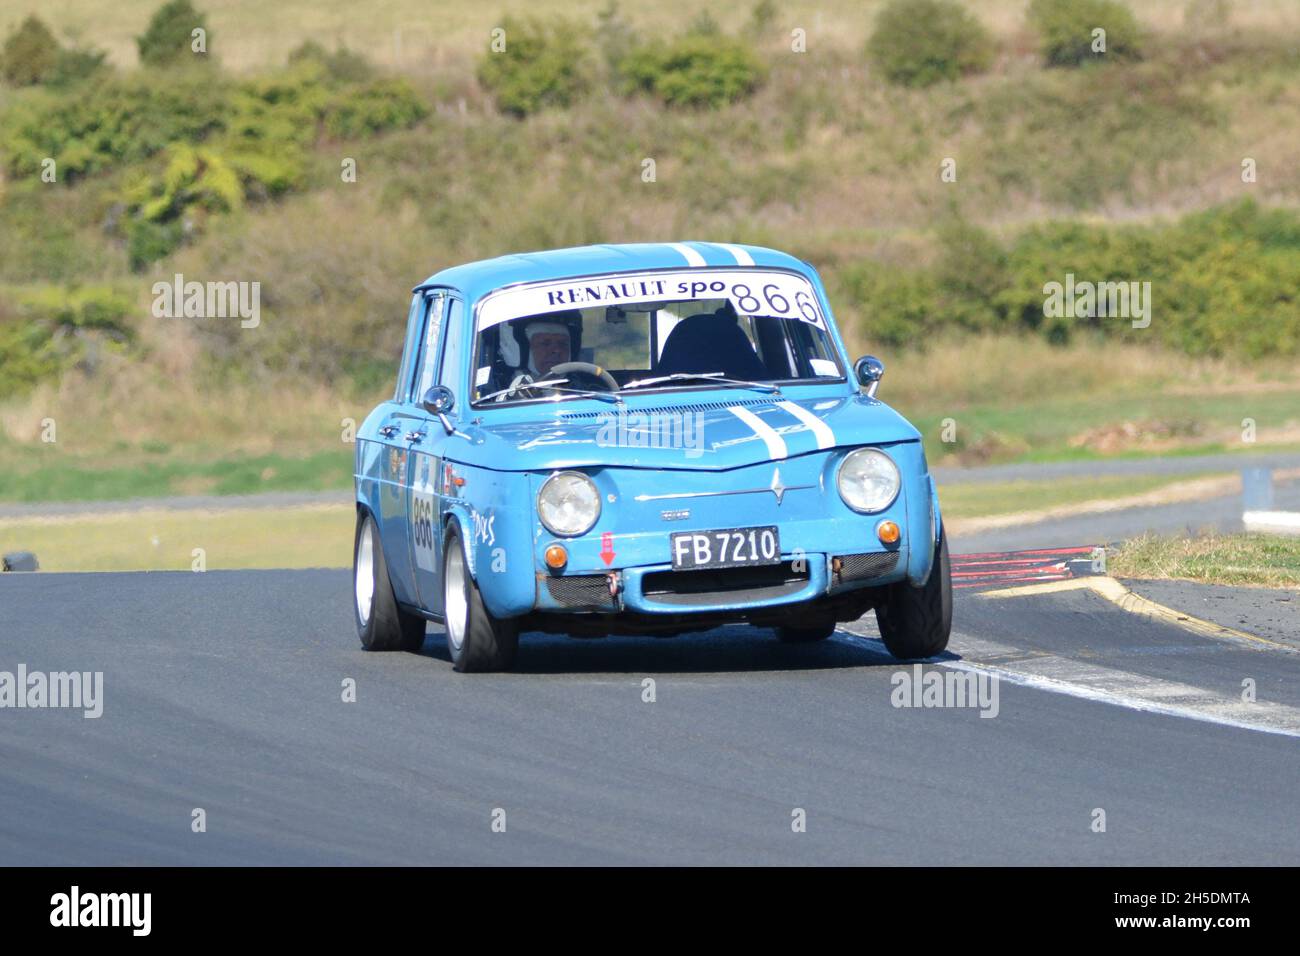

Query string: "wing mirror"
[422, 385, 455, 433]
[854, 355, 885, 397]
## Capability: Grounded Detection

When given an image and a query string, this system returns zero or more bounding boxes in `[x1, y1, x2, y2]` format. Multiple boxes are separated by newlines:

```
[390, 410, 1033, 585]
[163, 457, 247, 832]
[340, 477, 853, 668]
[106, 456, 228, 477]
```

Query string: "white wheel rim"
[445, 543, 468, 653]
[355, 519, 375, 626]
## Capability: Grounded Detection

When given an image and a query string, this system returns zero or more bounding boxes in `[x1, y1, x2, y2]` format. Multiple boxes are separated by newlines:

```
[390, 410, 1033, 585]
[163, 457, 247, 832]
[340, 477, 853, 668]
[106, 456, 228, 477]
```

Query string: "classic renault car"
[354, 242, 951, 671]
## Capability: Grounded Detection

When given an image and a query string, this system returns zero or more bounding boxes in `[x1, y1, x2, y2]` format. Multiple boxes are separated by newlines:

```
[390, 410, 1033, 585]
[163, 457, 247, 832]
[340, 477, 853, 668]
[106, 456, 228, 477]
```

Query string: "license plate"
[671, 526, 781, 570]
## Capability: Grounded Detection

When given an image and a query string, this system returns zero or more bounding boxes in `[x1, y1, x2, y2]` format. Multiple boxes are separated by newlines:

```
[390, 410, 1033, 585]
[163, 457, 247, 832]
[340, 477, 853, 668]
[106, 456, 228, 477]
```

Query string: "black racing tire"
[876, 532, 952, 660]
[775, 620, 836, 643]
[442, 524, 519, 673]
[354, 510, 426, 652]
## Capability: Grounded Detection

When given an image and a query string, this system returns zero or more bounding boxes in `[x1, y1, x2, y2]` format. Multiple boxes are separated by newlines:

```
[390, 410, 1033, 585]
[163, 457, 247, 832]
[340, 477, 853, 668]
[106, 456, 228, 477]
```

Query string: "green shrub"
[0, 285, 134, 396]
[287, 40, 374, 84]
[1027, 0, 1143, 67]
[1, 73, 229, 180]
[47, 46, 110, 87]
[137, 0, 210, 68]
[477, 17, 593, 117]
[620, 33, 766, 108]
[322, 79, 428, 138]
[867, 0, 993, 88]
[1, 15, 59, 86]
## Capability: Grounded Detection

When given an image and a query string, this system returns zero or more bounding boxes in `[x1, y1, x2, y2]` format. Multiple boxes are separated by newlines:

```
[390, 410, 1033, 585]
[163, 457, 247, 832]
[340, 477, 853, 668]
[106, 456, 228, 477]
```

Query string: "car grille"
[544, 573, 616, 611]
[641, 561, 808, 607]
[834, 551, 899, 585]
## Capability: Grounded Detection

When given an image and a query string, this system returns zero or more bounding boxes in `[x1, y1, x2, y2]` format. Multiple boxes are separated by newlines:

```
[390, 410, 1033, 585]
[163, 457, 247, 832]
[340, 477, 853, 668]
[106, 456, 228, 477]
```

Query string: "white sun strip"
[834, 625, 1300, 739]
[713, 243, 755, 266]
[668, 242, 708, 267]
[728, 406, 788, 460]
[776, 400, 835, 449]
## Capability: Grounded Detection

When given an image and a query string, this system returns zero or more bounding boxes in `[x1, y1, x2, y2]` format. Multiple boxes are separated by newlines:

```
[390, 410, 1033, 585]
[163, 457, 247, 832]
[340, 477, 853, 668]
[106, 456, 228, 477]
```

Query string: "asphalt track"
[2, 568, 1297, 865]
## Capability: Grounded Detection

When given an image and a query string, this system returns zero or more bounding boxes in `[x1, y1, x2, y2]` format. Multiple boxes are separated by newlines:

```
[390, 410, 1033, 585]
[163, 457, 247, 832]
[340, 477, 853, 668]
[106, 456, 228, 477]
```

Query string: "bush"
[287, 41, 374, 84]
[1, 15, 59, 86]
[137, 0, 210, 68]
[0, 285, 134, 396]
[322, 79, 428, 138]
[477, 17, 593, 117]
[620, 33, 766, 108]
[47, 46, 110, 87]
[867, 0, 993, 88]
[1027, 0, 1143, 67]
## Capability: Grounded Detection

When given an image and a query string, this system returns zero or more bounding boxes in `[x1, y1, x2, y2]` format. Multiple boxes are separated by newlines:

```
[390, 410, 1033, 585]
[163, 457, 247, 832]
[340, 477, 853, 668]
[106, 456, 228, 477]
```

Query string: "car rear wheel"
[443, 524, 519, 673]
[354, 511, 426, 652]
[876, 531, 951, 660]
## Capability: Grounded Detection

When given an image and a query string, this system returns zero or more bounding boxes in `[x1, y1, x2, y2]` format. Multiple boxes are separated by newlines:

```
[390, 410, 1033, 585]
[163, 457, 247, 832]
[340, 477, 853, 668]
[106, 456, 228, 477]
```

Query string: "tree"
[137, 0, 210, 67]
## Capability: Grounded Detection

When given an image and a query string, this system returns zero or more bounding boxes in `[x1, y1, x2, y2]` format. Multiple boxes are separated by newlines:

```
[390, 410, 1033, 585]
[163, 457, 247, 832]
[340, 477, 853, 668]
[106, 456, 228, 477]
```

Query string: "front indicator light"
[544, 544, 568, 569]
[876, 520, 900, 545]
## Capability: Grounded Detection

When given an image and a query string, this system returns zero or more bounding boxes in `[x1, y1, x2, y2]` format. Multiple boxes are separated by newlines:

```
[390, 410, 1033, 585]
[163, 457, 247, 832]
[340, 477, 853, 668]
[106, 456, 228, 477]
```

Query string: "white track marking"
[727, 406, 787, 460]
[835, 623, 1300, 738]
[668, 243, 707, 267]
[713, 243, 755, 266]
[775, 400, 835, 449]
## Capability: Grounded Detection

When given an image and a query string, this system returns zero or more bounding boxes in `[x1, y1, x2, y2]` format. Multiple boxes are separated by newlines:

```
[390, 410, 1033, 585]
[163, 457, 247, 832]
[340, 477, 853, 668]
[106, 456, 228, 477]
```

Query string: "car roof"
[415, 242, 814, 303]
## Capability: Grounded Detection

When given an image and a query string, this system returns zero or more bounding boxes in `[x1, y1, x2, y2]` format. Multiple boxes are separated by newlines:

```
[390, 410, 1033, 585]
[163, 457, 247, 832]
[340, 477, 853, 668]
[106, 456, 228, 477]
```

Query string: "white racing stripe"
[668, 242, 707, 267]
[713, 243, 755, 266]
[835, 623, 1300, 738]
[728, 405, 787, 460]
[776, 400, 835, 449]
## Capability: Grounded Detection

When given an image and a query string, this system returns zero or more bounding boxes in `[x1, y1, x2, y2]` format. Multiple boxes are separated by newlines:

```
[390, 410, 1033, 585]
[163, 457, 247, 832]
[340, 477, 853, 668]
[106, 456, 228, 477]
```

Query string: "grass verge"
[0, 504, 353, 571]
[1109, 531, 1300, 589]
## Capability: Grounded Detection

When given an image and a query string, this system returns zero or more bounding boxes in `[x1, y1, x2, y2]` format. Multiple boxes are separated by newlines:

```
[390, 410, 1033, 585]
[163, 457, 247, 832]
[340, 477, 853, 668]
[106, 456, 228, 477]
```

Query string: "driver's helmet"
[496, 309, 583, 377]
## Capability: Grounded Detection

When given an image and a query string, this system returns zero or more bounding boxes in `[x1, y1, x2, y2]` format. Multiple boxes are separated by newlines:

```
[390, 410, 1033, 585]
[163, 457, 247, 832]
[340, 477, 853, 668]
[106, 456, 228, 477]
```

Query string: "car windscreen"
[470, 269, 843, 404]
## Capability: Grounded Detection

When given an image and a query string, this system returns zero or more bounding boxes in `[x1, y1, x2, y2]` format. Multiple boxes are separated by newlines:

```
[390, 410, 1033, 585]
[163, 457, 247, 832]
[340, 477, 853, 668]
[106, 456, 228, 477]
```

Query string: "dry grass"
[8, 1, 1300, 72]
[1110, 530, 1300, 589]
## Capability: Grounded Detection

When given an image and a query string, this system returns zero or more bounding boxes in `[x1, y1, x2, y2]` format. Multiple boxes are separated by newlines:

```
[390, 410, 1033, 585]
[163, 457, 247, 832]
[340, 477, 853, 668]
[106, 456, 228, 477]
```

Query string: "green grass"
[0, 503, 353, 570]
[1110, 531, 1300, 589]
[940, 472, 1225, 520]
[0, 448, 353, 502]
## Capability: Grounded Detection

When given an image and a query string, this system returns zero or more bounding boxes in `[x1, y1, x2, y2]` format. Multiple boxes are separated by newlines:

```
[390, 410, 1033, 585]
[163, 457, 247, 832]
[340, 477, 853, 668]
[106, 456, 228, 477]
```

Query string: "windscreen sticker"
[477, 270, 825, 331]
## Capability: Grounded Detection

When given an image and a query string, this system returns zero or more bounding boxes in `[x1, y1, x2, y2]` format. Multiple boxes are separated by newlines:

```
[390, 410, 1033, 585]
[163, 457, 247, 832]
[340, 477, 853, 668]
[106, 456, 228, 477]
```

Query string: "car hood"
[457, 393, 921, 471]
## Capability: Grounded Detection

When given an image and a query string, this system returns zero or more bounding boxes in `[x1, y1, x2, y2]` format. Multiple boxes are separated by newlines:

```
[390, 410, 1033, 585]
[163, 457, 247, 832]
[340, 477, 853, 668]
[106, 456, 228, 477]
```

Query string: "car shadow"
[412, 623, 958, 675]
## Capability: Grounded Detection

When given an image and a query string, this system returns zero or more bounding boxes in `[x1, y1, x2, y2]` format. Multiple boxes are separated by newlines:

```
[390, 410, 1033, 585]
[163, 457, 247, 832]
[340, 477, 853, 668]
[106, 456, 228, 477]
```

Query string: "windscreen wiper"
[478, 378, 622, 405]
[621, 372, 781, 395]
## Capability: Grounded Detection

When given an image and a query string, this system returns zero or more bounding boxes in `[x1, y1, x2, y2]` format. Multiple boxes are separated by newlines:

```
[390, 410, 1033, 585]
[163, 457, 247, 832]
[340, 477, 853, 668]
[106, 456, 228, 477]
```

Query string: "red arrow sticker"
[599, 532, 615, 566]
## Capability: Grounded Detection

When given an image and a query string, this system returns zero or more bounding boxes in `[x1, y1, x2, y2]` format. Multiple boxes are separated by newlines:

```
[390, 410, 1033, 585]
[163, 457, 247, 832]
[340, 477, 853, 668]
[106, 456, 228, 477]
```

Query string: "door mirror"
[422, 385, 455, 433]
[421, 385, 454, 415]
[854, 355, 885, 397]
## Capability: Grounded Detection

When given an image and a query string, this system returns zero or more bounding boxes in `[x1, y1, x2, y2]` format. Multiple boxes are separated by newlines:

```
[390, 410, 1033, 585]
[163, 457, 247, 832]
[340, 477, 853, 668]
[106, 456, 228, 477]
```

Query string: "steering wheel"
[546, 361, 620, 392]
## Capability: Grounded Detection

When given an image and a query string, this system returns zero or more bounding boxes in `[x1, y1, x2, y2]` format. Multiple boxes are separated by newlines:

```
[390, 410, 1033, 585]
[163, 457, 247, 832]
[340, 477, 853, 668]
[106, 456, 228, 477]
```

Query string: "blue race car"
[354, 242, 950, 671]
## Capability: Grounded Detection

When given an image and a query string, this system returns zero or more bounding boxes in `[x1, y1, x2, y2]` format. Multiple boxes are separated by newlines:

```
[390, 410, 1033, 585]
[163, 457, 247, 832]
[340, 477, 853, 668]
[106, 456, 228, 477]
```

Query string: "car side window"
[413, 292, 447, 403]
[393, 294, 424, 402]
[437, 299, 465, 399]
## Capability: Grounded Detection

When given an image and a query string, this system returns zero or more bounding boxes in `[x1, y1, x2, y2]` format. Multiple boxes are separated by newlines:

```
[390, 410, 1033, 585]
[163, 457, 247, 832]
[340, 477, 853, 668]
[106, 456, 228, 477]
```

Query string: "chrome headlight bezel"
[536, 470, 601, 537]
[836, 448, 901, 514]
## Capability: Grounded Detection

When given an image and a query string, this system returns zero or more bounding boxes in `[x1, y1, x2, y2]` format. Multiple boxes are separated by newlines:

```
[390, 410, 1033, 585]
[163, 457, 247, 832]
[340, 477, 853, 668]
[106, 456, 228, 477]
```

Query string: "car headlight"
[537, 471, 601, 537]
[837, 448, 900, 514]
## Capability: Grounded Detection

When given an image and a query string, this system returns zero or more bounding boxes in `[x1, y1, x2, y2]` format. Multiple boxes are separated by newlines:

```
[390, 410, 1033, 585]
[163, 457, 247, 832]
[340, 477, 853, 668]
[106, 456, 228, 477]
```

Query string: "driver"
[523, 320, 572, 379]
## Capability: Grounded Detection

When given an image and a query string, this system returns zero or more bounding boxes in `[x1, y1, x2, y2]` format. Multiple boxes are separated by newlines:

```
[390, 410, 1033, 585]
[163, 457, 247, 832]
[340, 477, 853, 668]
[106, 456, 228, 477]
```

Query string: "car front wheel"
[443, 524, 519, 673]
[876, 532, 952, 660]
[354, 511, 426, 652]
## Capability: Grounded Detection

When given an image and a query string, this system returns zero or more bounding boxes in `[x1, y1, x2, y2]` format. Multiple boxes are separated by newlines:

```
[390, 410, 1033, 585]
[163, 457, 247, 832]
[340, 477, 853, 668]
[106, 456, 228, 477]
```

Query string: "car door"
[405, 292, 463, 614]
[370, 293, 435, 608]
